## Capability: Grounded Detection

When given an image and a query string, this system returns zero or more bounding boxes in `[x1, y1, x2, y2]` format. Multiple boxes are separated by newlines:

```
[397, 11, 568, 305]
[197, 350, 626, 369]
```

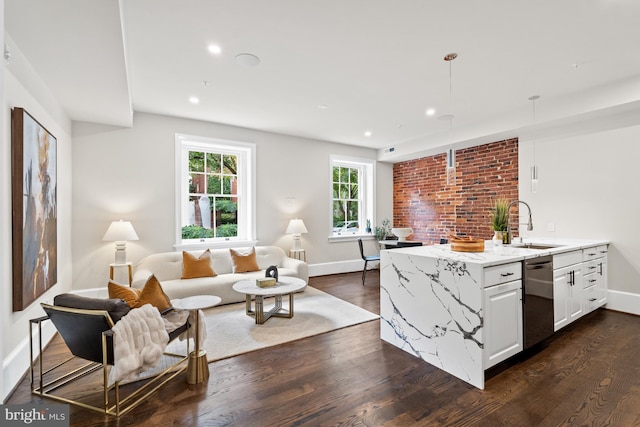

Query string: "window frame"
[328, 155, 376, 242]
[174, 134, 256, 250]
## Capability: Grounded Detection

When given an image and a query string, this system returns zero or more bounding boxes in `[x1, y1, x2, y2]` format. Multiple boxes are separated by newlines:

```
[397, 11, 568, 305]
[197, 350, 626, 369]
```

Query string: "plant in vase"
[365, 219, 372, 233]
[491, 198, 509, 245]
[373, 218, 393, 242]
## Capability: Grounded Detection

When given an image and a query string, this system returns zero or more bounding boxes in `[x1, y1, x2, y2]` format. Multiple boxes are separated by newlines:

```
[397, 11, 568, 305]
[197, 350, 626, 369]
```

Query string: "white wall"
[1, 0, 5, 400]
[2, 44, 73, 400]
[518, 122, 640, 308]
[71, 112, 393, 290]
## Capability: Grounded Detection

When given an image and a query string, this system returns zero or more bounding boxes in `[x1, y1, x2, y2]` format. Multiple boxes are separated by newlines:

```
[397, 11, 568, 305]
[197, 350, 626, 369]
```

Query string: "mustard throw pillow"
[182, 249, 217, 279]
[230, 247, 260, 273]
[108, 281, 141, 307]
[108, 275, 172, 312]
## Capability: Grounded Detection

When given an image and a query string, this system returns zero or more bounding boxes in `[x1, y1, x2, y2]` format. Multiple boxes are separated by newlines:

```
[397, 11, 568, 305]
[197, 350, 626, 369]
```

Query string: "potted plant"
[365, 219, 372, 233]
[491, 198, 509, 245]
[374, 218, 394, 242]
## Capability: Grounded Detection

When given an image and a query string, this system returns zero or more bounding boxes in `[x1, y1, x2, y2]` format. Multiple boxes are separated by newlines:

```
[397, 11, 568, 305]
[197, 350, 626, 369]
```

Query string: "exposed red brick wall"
[393, 138, 519, 244]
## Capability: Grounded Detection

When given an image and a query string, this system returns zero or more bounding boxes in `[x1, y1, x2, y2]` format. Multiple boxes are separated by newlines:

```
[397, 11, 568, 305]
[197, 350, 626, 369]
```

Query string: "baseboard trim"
[2, 321, 56, 403]
[605, 290, 640, 316]
[309, 259, 377, 277]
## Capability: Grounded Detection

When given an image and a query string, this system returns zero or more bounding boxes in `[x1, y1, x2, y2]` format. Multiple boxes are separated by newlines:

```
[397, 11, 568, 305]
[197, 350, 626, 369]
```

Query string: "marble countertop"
[381, 237, 610, 267]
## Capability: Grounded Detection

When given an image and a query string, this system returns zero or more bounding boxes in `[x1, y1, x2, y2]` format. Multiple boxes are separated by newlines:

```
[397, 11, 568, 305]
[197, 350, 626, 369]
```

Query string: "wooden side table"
[289, 249, 306, 262]
[109, 262, 133, 286]
[179, 295, 221, 384]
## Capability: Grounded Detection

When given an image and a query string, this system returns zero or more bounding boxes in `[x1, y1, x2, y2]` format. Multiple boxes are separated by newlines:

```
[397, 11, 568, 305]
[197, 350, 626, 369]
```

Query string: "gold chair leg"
[30, 317, 190, 417]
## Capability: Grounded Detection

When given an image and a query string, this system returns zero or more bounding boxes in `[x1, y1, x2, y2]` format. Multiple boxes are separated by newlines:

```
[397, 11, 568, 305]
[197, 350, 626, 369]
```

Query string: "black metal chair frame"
[358, 238, 381, 286]
[30, 303, 190, 417]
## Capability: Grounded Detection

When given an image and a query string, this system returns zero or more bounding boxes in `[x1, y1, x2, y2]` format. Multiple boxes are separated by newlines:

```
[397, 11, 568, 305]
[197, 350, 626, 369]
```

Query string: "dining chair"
[358, 238, 381, 286]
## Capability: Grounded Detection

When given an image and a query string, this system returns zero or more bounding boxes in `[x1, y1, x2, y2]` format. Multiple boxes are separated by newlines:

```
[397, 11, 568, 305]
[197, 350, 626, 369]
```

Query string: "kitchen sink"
[513, 243, 563, 250]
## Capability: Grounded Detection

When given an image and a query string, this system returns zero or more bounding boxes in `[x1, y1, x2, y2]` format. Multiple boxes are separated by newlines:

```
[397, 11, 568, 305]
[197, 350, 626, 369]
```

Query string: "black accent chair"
[30, 294, 190, 417]
[358, 238, 381, 286]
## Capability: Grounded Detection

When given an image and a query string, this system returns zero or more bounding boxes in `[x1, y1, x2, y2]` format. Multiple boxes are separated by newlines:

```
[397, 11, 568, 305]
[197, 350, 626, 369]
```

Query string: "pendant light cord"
[449, 57, 453, 146]
[529, 95, 540, 164]
[529, 94, 540, 193]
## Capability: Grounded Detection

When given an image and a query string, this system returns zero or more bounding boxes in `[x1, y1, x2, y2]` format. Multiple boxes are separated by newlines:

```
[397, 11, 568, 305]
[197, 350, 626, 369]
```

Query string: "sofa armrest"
[281, 257, 309, 283]
[131, 268, 153, 289]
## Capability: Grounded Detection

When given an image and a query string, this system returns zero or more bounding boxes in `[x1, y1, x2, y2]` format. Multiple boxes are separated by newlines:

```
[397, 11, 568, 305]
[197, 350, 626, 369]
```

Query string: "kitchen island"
[380, 238, 609, 389]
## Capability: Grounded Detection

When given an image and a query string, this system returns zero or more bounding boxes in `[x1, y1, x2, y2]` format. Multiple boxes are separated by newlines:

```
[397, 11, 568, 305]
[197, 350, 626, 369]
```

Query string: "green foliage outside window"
[183, 150, 240, 239]
[332, 165, 360, 232]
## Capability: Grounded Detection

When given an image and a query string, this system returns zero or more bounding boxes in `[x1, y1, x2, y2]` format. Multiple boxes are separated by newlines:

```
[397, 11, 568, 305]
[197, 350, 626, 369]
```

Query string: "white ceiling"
[5, 0, 640, 161]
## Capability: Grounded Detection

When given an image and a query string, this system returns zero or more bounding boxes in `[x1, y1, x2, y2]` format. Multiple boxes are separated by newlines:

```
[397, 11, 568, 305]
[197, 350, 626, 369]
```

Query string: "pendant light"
[444, 53, 457, 185]
[529, 95, 540, 193]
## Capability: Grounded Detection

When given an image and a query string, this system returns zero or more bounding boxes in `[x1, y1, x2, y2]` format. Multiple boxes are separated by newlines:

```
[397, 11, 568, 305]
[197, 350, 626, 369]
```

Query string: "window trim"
[174, 133, 256, 250]
[328, 155, 376, 242]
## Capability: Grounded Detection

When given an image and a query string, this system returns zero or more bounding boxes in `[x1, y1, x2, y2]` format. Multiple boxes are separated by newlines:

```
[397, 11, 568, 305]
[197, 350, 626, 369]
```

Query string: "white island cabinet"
[483, 262, 523, 370]
[380, 238, 608, 390]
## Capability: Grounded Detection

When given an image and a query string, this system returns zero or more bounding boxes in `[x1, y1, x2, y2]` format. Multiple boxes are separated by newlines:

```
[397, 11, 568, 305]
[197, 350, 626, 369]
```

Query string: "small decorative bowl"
[391, 228, 413, 242]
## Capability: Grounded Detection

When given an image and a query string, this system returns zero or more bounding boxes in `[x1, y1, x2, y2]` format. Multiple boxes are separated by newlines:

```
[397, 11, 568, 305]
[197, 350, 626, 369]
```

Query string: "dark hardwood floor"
[7, 271, 640, 426]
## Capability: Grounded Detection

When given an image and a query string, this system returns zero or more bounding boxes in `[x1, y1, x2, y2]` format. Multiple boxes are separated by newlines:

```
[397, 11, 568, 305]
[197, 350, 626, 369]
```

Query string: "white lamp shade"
[102, 220, 139, 241]
[285, 219, 308, 234]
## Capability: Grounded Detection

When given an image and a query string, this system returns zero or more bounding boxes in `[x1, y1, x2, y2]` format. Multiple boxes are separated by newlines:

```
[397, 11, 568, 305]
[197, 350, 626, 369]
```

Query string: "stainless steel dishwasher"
[523, 255, 554, 349]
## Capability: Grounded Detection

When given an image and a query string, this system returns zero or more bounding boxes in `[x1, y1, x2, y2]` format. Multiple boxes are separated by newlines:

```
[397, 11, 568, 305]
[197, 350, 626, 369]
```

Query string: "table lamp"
[103, 220, 139, 264]
[285, 218, 308, 251]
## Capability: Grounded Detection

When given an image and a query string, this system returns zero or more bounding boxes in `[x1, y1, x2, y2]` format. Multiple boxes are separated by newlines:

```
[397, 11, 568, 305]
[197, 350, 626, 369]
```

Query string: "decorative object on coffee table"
[233, 276, 306, 324]
[265, 265, 279, 282]
[256, 277, 277, 288]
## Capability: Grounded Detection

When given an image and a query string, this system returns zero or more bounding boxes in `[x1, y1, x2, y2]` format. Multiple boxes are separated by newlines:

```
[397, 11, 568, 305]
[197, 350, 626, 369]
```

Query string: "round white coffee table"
[232, 276, 306, 324]
[179, 295, 221, 384]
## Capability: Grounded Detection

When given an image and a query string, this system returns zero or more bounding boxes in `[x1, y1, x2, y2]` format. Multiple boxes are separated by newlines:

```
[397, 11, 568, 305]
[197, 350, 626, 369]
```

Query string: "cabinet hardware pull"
[589, 298, 597, 302]
[500, 272, 514, 277]
[600, 251, 607, 254]
[589, 279, 596, 283]
[589, 266, 596, 270]
[588, 253, 596, 256]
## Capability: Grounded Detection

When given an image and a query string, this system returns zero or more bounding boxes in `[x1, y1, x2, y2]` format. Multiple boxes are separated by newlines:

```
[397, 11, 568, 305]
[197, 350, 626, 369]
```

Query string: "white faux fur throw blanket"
[111, 304, 169, 382]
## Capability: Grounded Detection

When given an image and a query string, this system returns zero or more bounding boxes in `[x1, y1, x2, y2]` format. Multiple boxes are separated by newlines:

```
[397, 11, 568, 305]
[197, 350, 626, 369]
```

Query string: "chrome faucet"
[505, 200, 533, 244]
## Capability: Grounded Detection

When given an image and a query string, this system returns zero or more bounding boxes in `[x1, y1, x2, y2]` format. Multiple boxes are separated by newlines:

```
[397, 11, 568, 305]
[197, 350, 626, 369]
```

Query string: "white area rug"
[166, 286, 379, 362]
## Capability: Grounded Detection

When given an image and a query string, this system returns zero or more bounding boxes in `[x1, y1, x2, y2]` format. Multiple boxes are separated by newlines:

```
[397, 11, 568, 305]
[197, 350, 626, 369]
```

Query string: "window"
[175, 134, 255, 249]
[330, 155, 375, 239]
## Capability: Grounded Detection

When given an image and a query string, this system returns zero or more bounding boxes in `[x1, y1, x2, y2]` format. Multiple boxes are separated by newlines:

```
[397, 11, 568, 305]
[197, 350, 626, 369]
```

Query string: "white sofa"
[131, 246, 309, 305]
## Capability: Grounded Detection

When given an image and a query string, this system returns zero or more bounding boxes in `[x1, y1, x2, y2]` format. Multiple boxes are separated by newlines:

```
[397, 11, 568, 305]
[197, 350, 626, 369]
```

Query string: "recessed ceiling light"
[189, 96, 199, 104]
[318, 104, 328, 109]
[364, 131, 372, 137]
[235, 53, 260, 67]
[208, 44, 222, 55]
[425, 108, 436, 116]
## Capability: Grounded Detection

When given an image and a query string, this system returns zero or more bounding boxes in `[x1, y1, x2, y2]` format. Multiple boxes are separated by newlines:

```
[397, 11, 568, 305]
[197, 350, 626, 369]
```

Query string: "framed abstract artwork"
[11, 107, 58, 311]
